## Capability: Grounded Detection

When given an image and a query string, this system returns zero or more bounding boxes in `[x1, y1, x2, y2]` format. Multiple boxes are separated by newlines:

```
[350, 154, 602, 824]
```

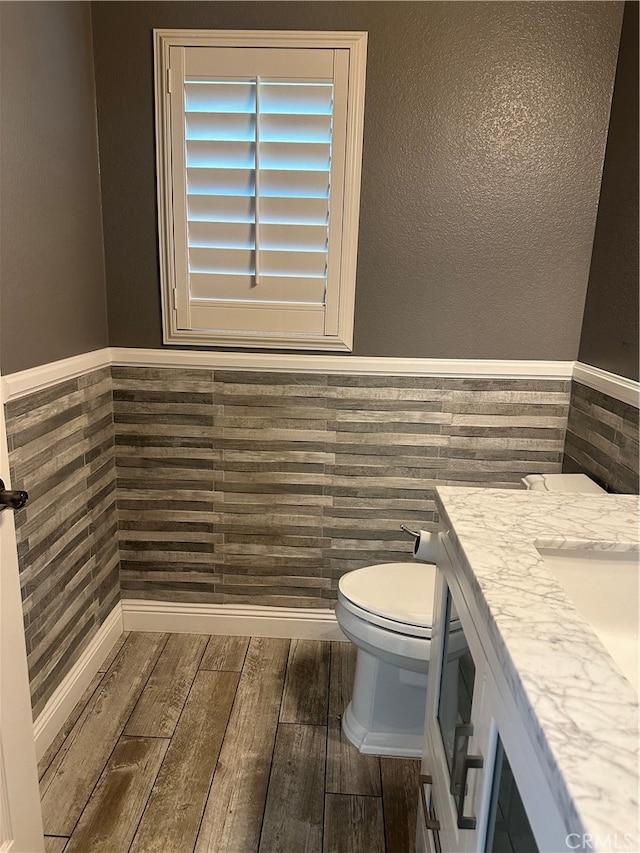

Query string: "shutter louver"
[183, 76, 333, 309]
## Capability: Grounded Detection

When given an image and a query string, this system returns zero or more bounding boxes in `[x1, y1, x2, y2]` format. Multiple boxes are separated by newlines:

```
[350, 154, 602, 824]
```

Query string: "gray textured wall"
[91, 1, 622, 360]
[578, 1, 639, 382]
[0, 2, 109, 375]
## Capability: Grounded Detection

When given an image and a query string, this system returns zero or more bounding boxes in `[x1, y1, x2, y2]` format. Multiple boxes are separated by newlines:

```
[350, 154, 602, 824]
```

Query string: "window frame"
[153, 29, 368, 350]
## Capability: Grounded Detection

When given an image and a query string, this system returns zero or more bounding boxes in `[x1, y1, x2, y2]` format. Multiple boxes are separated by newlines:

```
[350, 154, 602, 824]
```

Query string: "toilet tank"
[522, 473, 605, 494]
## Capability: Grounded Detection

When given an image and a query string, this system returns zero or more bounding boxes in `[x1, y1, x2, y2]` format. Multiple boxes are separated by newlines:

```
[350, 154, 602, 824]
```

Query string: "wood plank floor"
[39, 633, 420, 853]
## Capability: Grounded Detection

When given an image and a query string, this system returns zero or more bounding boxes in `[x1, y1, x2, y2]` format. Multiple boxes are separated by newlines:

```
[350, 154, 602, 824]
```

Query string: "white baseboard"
[33, 605, 124, 762]
[121, 599, 346, 642]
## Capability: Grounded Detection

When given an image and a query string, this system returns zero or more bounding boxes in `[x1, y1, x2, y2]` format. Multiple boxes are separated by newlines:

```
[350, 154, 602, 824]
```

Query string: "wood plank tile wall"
[563, 381, 639, 494]
[113, 368, 570, 605]
[5, 367, 119, 718]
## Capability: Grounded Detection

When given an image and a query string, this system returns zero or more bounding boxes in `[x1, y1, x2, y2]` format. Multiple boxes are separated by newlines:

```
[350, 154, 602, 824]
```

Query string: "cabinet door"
[484, 736, 540, 852]
[474, 670, 568, 853]
[423, 532, 575, 853]
[422, 537, 491, 853]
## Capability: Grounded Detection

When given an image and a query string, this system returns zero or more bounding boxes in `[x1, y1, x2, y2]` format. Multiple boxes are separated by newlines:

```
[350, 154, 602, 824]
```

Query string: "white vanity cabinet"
[417, 531, 569, 853]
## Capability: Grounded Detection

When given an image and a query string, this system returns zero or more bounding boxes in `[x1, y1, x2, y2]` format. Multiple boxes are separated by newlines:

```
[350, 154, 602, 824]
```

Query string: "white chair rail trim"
[3, 346, 579, 403]
[3, 349, 112, 403]
[5, 348, 637, 407]
[572, 362, 640, 409]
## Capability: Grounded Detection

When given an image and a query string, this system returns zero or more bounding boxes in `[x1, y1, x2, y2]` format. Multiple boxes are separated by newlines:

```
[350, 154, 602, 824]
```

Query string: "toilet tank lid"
[522, 473, 605, 494]
[338, 562, 436, 627]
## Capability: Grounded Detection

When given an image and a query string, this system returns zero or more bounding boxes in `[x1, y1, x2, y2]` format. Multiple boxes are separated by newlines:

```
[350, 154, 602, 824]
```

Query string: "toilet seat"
[338, 562, 436, 639]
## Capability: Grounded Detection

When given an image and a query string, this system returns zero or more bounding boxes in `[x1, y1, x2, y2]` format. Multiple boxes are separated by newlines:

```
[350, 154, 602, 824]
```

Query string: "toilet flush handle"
[401, 524, 440, 562]
[400, 524, 420, 541]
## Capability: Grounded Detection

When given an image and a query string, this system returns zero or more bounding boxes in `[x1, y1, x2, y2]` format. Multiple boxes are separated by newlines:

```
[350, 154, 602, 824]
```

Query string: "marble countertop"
[435, 485, 639, 852]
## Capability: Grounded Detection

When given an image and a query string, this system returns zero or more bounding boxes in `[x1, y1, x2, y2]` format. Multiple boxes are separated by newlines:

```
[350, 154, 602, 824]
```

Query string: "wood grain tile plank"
[64, 736, 168, 853]
[279, 639, 329, 726]
[323, 794, 385, 853]
[124, 633, 207, 737]
[44, 837, 68, 853]
[259, 723, 326, 853]
[200, 634, 249, 671]
[381, 757, 421, 853]
[195, 637, 290, 853]
[38, 670, 105, 789]
[130, 670, 239, 853]
[326, 642, 381, 796]
[40, 632, 168, 836]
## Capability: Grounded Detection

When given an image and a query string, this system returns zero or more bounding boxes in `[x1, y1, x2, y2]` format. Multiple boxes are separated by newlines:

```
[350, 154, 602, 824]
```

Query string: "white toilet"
[336, 561, 436, 759]
[336, 472, 605, 759]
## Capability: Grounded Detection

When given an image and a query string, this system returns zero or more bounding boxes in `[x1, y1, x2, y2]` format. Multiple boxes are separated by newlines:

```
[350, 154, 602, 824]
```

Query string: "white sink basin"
[537, 547, 639, 692]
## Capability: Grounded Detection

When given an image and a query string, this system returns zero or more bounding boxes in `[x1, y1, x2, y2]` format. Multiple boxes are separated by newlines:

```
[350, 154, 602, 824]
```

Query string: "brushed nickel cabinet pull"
[456, 754, 483, 830]
[419, 773, 441, 832]
[451, 723, 474, 795]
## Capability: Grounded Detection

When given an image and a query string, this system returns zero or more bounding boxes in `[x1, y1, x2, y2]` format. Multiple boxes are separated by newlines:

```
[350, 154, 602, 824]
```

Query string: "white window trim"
[154, 29, 367, 351]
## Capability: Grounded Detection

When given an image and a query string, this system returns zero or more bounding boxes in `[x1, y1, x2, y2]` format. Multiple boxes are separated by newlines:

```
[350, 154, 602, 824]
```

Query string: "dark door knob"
[0, 478, 28, 511]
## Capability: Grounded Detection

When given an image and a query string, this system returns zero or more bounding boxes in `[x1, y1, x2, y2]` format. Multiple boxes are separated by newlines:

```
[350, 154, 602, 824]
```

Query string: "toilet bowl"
[335, 562, 436, 759]
[336, 473, 605, 760]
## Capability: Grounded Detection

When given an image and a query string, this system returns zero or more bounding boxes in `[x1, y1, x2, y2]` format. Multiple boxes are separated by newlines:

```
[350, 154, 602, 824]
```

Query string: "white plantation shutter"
[181, 73, 333, 306]
[156, 32, 367, 349]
